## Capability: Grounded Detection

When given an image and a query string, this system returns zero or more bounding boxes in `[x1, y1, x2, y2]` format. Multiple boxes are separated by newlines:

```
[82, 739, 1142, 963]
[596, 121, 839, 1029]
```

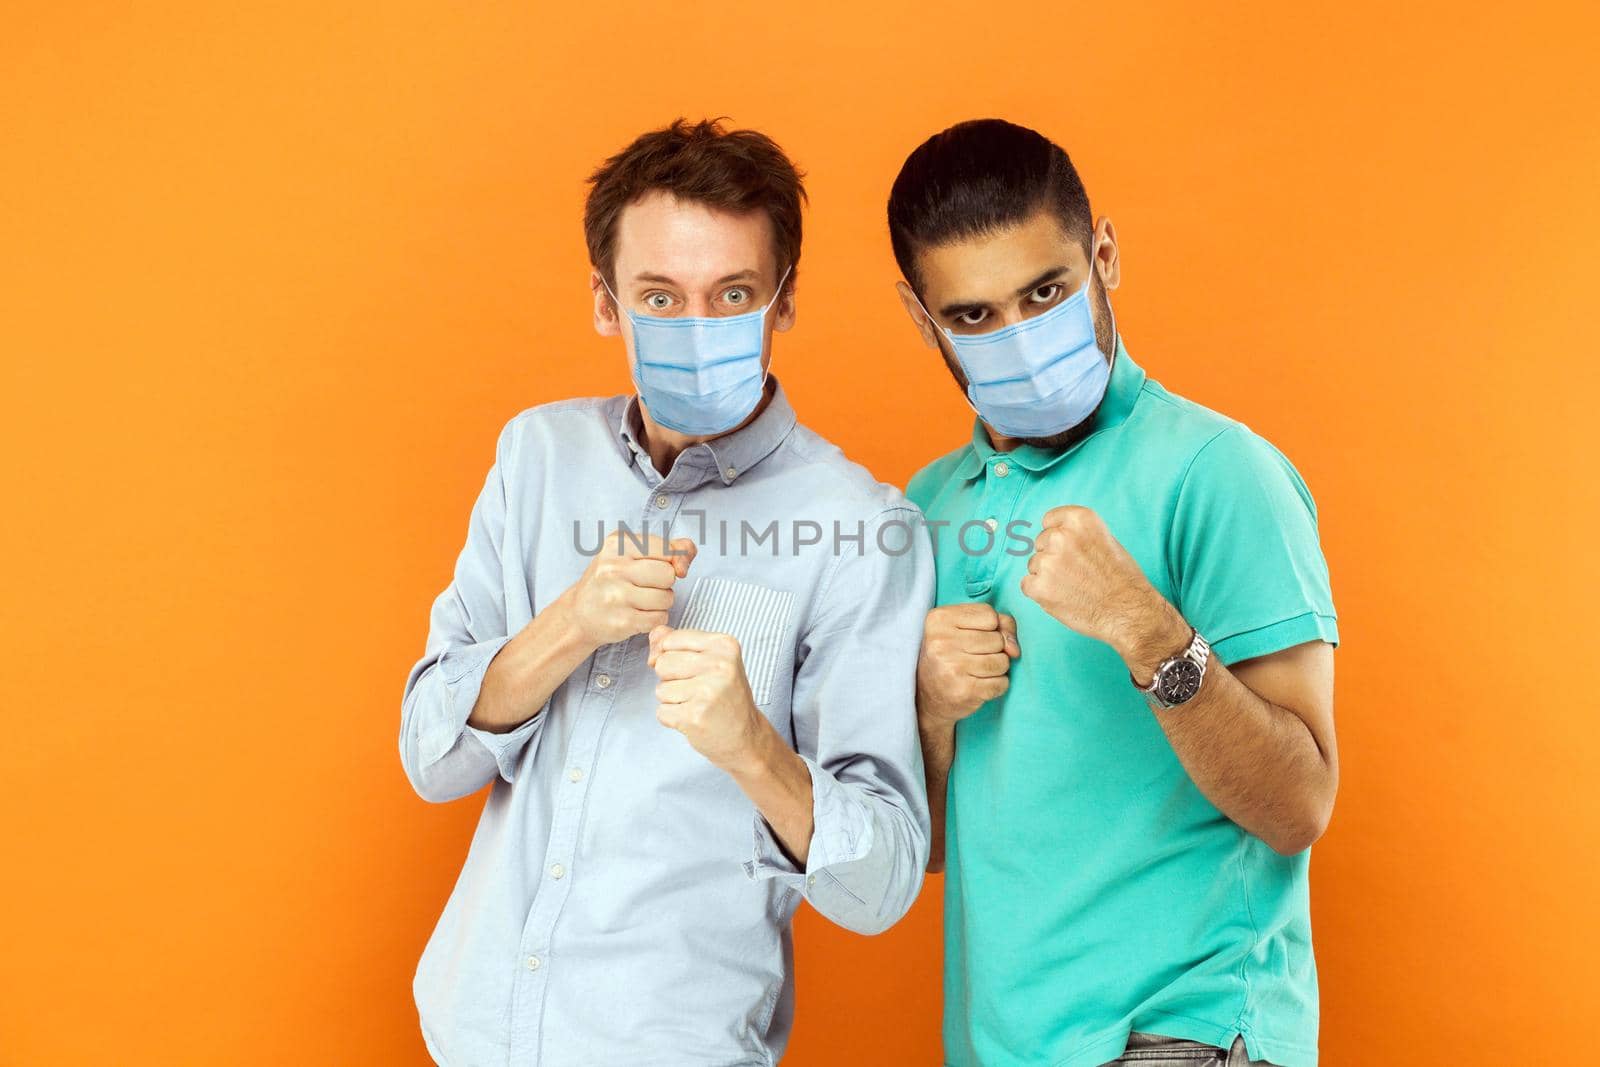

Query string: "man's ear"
[1094, 217, 1121, 291]
[592, 270, 621, 337]
[895, 280, 941, 350]
[772, 281, 797, 333]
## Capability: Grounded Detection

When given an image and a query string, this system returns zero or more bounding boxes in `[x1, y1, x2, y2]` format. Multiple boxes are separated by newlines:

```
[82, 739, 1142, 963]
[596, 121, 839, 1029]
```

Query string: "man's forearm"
[1120, 603, 1336, 855]
[728, 722, 815, 866]
[917, 717, 955, 873]
[467, 590, 595, 733]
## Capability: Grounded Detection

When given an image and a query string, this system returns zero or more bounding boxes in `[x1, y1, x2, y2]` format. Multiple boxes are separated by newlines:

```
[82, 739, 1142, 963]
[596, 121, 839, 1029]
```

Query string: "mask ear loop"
[597, 271, 637, 343]
[904, 284, 945, 343]
[904, 283, 987, 422]
[751, 263, 793, 402]
[597, 272, 652, 412]
[1086, 237, 1119, 360]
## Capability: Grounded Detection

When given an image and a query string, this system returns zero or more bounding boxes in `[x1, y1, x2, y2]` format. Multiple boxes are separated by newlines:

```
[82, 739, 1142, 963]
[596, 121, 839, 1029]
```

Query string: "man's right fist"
[567, 531, 696, 648]
[916, 603, 1020, 728]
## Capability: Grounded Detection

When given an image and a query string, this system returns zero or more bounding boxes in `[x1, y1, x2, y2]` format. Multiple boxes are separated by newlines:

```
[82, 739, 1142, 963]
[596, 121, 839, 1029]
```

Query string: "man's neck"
[638, 379, 775, 476]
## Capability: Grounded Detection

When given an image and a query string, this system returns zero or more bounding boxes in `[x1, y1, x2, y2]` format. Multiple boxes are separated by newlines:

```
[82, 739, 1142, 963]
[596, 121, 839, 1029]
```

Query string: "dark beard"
[1014, 408, 1101, 451]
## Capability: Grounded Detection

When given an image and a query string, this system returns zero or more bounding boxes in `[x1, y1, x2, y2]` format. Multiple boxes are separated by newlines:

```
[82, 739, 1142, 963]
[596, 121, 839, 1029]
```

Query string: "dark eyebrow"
[937, 297, 990, 319]
[937, 265, 1072, 319]
[630, 269, 761, 288]
[1012, 265, 1071, 298]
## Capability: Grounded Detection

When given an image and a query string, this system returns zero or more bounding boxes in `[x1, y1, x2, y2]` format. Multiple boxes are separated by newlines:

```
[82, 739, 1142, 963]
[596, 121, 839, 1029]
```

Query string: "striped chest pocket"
[677, 577, 796, 706]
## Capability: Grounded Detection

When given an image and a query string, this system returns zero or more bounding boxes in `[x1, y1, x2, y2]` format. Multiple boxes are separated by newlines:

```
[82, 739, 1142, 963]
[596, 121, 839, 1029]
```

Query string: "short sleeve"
[1167, 425, 1338, 665]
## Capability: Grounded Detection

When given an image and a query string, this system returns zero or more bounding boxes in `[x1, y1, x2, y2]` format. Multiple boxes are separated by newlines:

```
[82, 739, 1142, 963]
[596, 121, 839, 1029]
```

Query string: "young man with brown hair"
[399, 119, 931, 1065]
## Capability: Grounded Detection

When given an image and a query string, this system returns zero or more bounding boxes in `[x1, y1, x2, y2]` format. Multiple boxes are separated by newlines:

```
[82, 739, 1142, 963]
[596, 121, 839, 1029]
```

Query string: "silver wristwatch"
[1133, 627, 1211, 709]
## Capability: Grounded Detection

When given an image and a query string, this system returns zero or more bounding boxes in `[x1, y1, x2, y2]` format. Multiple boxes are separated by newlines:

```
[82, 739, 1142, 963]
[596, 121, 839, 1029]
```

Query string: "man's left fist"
[648, 626, 765, 773]
[1020, 505, 1161, 650]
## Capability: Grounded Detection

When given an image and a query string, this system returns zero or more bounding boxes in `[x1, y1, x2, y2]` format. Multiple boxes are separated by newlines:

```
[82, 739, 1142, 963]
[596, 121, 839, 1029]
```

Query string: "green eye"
[725, 288, 749, 305]
[645, 292, 672, 311]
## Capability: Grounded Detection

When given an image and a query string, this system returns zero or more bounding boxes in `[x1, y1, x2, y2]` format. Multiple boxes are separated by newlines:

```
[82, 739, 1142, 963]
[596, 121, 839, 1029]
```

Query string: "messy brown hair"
[584, 117, 806, 288]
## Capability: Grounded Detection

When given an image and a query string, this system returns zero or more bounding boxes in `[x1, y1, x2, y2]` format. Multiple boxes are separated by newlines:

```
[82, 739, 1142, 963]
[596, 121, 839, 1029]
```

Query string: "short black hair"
[887, 118, 1093, 292]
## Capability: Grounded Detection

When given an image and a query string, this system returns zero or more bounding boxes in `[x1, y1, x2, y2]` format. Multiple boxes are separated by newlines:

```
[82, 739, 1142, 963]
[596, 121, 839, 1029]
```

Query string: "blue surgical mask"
[603, 266, 791, 437]
[912, 262, 1114, 440]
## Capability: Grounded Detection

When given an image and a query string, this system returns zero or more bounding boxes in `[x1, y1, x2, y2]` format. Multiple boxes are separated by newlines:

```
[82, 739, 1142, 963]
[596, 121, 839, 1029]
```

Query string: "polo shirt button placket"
[965, 460, 1028, 597]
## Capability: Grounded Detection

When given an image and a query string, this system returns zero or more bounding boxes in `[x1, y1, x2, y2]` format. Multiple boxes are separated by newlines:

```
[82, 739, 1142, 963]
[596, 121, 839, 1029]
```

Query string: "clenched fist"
[567, 531, 696, 649]
[1020, 505, 1162, 651]
[916, 603, 1021, 729]
[648, 626, 765, 772]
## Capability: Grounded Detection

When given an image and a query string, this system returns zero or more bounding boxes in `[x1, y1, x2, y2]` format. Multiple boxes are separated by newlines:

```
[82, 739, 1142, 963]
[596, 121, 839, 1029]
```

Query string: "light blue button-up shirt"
[399, 380, 933, 1066]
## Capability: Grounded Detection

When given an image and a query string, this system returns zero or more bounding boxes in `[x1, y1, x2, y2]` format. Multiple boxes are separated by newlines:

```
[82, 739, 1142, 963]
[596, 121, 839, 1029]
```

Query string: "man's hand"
[1020, 505, 1187, 671]
[914, 602, 1019, 873]
[648, 627, 767, 773]
[915, 603, 1020, 729]
[565, 532, 696, 650]
[1019, 507, 1338, 856]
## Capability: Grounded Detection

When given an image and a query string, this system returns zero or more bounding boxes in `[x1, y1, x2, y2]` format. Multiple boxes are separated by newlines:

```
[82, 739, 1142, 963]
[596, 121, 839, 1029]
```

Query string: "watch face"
[1158, 658, 1203, 704]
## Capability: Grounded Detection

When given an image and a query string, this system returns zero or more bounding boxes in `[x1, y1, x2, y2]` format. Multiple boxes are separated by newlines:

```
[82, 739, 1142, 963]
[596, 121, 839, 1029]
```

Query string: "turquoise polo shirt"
[906, 341, 1338, 1067]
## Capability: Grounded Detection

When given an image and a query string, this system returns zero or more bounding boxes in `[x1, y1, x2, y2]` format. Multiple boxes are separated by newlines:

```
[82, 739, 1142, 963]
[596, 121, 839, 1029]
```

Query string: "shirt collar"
[954, 337, 1146, 480]
[615, 375, 798, 486]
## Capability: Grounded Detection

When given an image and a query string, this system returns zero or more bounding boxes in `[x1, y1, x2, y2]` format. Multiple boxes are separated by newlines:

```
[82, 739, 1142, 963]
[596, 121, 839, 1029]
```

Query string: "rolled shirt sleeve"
[399, 418, 548, 803]
[742, 506, 934, 935]
[1167, 424, 1339, 665]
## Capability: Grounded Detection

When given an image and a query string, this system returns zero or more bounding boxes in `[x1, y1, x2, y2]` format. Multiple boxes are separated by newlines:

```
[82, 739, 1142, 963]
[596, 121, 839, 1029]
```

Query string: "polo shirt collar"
[955, 337, 1146, 480]
[616, 375, 798, 486]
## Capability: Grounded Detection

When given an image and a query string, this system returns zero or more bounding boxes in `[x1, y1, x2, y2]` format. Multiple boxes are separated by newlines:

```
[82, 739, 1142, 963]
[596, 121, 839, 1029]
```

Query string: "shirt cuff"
[742, 754, 875, 889]
[464, 711, 546, 784]
[420, 634, 514, 766]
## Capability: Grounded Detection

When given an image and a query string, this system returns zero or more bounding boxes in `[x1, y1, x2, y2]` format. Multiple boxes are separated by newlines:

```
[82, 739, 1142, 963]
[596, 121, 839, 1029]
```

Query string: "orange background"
[4, 3, 1598, 1064]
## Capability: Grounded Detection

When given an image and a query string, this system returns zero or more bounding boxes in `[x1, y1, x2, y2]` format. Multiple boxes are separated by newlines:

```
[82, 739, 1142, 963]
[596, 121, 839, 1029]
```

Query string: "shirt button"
[806, 874, 816, 888]
[595, 674, 612, 689]
[568, 767, 584, 782]
[993, 461, 1010, 478]
[654, 494, 669, 509]
[526, 954, 541, 971]
[983, 517, 998, 532]
[725, 466, 738, 480]
[550, 863, 566, 880]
